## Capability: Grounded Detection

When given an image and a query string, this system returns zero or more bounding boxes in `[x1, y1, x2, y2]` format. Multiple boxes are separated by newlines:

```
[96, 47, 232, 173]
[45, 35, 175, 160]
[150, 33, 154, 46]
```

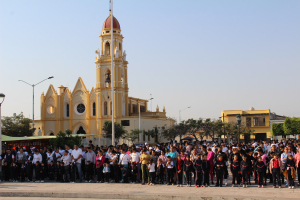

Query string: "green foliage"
[145, 126, 166, 143]
[102, 121, 127, 145]
[124, 129, 140, 144]
[271, 123, 284, 136]
[1, 112, 35, 136]
[49, 129, 82, 148]
[283, 117, 300, 135]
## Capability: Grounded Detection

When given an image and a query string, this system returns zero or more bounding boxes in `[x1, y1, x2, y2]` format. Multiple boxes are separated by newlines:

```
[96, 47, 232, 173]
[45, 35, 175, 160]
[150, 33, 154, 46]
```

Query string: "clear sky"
[1, 0, 300, 122]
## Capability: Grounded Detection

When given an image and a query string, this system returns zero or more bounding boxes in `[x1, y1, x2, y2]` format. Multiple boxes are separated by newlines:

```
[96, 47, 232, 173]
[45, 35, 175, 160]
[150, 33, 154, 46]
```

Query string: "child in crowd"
[231, 155, 240, 187]
[194, 154, 203, 187]
[240, 155, 249, 188]
[3, 161, 9, 181]
[96, 160, 103, 183]
[183, 155, 193, 187]
[202, 154, 210, 187]
[12, 163, 18, 182]
[49, 161, 55, 181]
[176, 154, 183, 187]
[157, 159, 165, 184]
[40, 162, 46, 182]
[122, 166, 129, 183]
[166, 156, 174, 185]
[215, 155, 225, 187]
[85, 161, 92, 183]
[69, 162, 76, 183]
[26, 161, 33, 182]
[35, 161, 41, 182]
[148, 159, 156, 185]
[254, 156, 265, 188]
[55, 161, 60, 182]
[130, 162, 138, 184]
[285, 154, 295, 189]
[20, 163, 26, 182]
[113, 160, 120, 183]
[103, 163, 111, 183]
[270, 153, 282, 188]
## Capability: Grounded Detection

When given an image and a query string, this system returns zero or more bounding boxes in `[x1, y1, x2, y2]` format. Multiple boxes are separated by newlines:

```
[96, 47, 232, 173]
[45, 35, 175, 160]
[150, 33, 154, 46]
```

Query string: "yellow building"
[221, 108, 271, 141]
[34, 15, 174, 145]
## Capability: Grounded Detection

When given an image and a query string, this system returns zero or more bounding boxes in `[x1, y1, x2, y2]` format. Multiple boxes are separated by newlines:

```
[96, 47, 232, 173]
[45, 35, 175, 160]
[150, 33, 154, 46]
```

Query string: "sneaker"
[186, 185, 189, 187]
[41, 180, 44, 183]
[232, 184, 234, 187]
[243, 185, 245, 188]
[189, 184, 191, 187]
[177, 185, 180, 187]
[89, 180, 92, 183]
[246, 185, 248, 188]
[97, 181, 99, 183]
[152, 183, 155, 185]
[289, 186, 291, 189]
[285, 183, 288, 187]
[166, 183, 169, 185]
[273, 186, 276, 188]
[258, 185, 260, 188]
[262, 185, 264, 188]
[292, 186, 294, 189]
[15, 180, 18, 182]
[200, 185, 203, 187]
[35, 180, 40, 183]
[133, 182, 135, 184]
[195, 185, 198, 188]
[141, 182, 145, 185]
[172, 183, 174, 186]
[85, 180, 88, 183]
[279, 186, 281, 188]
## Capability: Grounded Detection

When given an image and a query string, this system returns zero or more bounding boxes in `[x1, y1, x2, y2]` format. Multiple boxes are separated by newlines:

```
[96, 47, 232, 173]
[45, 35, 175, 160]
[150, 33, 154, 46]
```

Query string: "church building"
[34, 15, 174, 145]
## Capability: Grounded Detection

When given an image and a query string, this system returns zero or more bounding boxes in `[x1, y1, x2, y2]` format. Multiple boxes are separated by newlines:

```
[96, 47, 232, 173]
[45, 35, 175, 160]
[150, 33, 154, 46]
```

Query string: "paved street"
[0, 182, 299, 200]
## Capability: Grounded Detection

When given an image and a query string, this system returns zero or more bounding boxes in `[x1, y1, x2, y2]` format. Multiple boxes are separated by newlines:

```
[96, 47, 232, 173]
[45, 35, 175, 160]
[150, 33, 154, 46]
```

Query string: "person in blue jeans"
[71, 145, 83, 182]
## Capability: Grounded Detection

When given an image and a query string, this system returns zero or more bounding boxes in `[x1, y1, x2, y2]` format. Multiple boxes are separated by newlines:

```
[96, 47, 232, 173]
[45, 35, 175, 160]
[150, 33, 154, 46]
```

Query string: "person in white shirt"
[47, 149, 54, 165]
[71, 145, 83, 182]
[130, 148, 141, 181]
[33, 150, 42, 164]
[148, 159, 156, 185]
[61, 150, 71, 181]
[65, 145, 73, 163]
[119, 149, 131, 182]
[54, 148, 62, 162]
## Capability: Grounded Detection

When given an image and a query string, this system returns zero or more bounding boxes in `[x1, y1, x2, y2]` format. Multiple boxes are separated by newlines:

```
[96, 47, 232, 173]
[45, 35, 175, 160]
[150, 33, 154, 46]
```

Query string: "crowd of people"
[1, 139, 300, 189]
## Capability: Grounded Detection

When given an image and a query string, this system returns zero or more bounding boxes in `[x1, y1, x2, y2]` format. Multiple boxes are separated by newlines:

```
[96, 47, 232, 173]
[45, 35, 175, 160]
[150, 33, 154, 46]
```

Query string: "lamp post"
[0, 93, 5, 157]
[179, 106, 191, 124]
[19, 76, 54, 135]
[110, 0, 115, 146]
[149, 94, 153, 112]
[236, 114, 241, 144]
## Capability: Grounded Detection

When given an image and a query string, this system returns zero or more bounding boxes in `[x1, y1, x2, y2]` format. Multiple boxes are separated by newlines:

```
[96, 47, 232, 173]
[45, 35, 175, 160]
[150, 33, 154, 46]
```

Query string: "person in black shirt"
[231, 155, 240, 187]
[20, 163, 26, 182]
[40, 162, 46, 182]
[48, 161, 55, 181]
[284, 155, 295, 188]
[254, 156, 265, 188]
[35, 161, 41, 182]
[194, 154, 203, 187]
[215, 155, 225, 187]
[202, 154, 210, 187]
[183, 155, 193, 187]
[240, 156, 249, 187]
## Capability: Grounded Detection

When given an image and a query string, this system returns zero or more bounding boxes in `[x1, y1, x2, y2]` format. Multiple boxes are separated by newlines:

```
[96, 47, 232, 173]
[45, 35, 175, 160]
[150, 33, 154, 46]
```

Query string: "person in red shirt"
[269, 153, 282, 188]
[176, 154, 183, 187]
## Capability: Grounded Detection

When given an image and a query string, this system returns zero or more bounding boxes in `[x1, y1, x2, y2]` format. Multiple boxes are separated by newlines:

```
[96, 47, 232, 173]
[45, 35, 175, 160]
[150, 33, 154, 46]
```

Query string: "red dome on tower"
[102, 14, 121, 30]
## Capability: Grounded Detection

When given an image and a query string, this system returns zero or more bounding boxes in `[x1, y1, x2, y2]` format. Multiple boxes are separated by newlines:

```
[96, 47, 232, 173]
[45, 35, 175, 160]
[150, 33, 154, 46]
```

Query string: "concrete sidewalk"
[0, 182, 300, 200]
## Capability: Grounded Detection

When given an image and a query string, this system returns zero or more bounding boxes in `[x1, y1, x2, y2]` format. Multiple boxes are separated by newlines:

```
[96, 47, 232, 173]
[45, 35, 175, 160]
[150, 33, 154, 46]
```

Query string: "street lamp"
[236, 114, 241, 144]
[149, 94, 154, 112]
[19, 76, 54, 135]
[179, 106, 191, 124]
[0, 93, 5, 158]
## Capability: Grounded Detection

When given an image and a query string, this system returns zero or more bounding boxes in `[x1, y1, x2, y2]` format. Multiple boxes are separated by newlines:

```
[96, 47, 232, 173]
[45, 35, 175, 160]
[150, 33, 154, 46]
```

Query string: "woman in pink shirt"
[207, 147, 215, 183]
[158, 150, 167, 165]
[294, 149, 300, 185]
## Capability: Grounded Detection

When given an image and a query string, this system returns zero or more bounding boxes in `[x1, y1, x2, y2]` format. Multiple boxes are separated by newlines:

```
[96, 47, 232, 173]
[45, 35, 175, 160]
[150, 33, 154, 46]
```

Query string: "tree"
[283, 117, 300, 136]
[162, 127, 178, 141]
[175, 122, 188, 141]
[124, 129, 140, 144]
[271, 123, 284, 136]
[145, 126, 165, 143]
[1, 112, 35, 137]
[49, 130, 82, 148]
[184, 118, 201, 141]
[202, 119, 223, 141]
[102, 121, 127, 145]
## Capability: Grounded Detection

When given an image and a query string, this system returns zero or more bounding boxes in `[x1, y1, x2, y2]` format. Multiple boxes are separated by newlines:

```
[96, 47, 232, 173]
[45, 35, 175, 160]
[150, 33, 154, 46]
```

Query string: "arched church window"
[119, 43, 122, 55]
[104, 101, 108, 115]
[66, 103, 69, 117]
[92, 102, 96, 116]
[105, 42, 110, 55]
[50, 133, 54, 136]
[77, 126, 86, 135]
